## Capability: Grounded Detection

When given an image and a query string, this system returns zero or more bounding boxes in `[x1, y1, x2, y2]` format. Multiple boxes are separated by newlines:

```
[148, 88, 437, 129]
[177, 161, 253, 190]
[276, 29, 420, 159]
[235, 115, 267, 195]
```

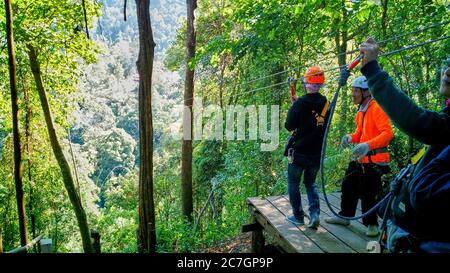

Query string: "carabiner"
[288, 148, 295, 164]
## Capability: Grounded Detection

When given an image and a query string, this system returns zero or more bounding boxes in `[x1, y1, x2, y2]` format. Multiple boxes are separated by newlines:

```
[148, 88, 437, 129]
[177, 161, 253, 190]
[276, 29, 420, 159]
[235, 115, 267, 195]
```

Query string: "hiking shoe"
[307, 214, 320, 229]
[286, 214, 304, 226]
[366, 225, 379, 237]
[324, 215, 350, 226]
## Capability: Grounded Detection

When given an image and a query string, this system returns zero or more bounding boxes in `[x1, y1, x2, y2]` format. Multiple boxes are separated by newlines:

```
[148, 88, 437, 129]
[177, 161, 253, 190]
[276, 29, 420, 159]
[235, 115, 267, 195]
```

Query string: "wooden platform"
[246, 193, 375, 253]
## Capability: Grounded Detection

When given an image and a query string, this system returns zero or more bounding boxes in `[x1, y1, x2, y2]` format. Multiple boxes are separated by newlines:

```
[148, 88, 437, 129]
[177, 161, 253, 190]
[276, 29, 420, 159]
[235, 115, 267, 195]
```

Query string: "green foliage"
[1, 0, 449, 253]
[92, 128, 136, 185]
[97, 172, 138, 253]
[0, 0, 102, 252]
[163, 22, 187, 71]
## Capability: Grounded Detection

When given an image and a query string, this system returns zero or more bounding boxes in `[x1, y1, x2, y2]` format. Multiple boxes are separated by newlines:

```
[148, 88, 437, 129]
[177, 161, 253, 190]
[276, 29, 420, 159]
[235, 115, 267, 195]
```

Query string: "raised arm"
[360, 38, 450, 146]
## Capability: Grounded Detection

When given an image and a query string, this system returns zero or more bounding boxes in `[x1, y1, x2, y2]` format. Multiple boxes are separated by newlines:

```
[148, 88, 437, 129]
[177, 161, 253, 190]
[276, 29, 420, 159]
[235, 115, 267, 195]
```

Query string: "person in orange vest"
[325, 75, 394, 237]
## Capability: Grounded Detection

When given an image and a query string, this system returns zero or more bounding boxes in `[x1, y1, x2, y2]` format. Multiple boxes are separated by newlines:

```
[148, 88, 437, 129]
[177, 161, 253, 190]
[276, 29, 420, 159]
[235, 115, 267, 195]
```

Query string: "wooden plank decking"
[247, 193, 376, 253]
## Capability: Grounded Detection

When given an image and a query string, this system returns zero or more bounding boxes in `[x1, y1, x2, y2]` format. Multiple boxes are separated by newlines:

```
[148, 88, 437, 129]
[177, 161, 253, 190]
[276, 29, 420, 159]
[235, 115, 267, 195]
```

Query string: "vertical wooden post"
[147, 222, 155, 252]
[0, 229, 3, 253]
[251, 215, 264, 253]
[40, 238, 53, 253]
[91, 229, 101, 253]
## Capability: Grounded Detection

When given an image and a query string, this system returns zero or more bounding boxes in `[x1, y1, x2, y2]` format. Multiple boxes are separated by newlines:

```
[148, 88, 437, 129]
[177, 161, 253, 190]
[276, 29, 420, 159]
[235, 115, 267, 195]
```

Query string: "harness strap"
[321, 100, 330, 118]
[313, 99, 329, 127]
[411, 144, 428, 165]
[368, 147, 389, 156]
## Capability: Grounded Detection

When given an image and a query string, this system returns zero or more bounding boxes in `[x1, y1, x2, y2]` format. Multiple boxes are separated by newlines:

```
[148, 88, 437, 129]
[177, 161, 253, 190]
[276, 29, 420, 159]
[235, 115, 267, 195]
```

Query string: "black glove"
[390, 165, 412, 195]
[389, 173, 403, 196]
[389, 178, 402, 195]
[338, 68, 351, 86]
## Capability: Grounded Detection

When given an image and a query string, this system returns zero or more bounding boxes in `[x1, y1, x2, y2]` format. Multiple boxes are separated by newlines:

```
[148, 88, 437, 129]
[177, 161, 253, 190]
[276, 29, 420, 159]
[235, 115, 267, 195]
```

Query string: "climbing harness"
[373, 165, 414, 252]
[371, 145, 429, 253]
[367, 147, 388, 156]
[314, 100, 330, 126]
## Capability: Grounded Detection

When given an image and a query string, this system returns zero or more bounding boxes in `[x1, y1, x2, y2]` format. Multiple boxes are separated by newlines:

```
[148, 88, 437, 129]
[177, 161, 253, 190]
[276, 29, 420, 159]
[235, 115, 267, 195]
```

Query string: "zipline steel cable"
[178, 29, 450, 103]
[176, 34, 450, 106]
[237, 20, 450, 87]
[233, 35, 450, 98]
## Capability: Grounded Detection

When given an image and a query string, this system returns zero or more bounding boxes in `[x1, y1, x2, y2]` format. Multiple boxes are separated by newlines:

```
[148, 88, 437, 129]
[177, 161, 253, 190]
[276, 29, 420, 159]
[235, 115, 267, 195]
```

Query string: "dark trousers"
[287, 163, 320, 219]
[339, 161, 382, 226]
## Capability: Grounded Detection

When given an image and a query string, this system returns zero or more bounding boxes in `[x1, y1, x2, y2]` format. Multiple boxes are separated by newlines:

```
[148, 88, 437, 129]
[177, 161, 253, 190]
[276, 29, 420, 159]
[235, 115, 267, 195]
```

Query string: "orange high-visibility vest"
[350, 99, 394, 164]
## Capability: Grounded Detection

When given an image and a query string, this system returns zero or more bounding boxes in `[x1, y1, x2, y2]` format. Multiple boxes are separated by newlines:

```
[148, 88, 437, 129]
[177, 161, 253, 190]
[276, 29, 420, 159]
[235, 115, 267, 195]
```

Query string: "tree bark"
[23, 78, 37, 251]
[82, 0, 90, 39]
[26, 44, 93, 253]
[334, 3, 350, 139]
[181, 0, 197, 223]
[135, 0, 156, 253]
[5, 0, 29, 248]
[396, 48, 415, 155]
[218, 56, 226, 109]
[381, 0, 389, 39]
[0, 228, 3, 253]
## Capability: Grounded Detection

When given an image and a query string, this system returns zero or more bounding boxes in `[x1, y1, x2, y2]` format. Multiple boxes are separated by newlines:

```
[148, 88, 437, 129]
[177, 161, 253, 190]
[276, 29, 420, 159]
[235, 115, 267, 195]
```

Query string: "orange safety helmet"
[304, 66, 325, 84]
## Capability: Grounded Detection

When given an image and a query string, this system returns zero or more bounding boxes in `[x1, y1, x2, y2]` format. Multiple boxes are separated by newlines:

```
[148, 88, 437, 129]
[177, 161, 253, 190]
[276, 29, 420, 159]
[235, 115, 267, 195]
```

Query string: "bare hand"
[360, 37, 380, 67]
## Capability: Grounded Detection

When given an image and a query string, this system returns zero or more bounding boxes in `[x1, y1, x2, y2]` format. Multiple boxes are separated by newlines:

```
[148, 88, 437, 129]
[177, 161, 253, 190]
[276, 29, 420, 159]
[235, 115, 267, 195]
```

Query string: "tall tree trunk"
[218, 56, 226, 109]
[26, 44, 93, 253]
[135, 0, 156, 253]
[381, 0, 389, 38]
[181, 0, 197, 223]
[5, 0, 28, 248]
[396, 49, 415, 155]
[24, 78, 37, 251]
[294, 5, 307, 79]
[334, 3, 349, 139]
[0, 228, 3, 253]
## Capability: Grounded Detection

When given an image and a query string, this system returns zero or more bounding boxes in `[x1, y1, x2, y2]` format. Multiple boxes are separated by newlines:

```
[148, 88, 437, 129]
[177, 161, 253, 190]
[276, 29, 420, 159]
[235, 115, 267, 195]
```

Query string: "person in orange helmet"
[325, 75, 394, 237]
[285, 66, 329, 229]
